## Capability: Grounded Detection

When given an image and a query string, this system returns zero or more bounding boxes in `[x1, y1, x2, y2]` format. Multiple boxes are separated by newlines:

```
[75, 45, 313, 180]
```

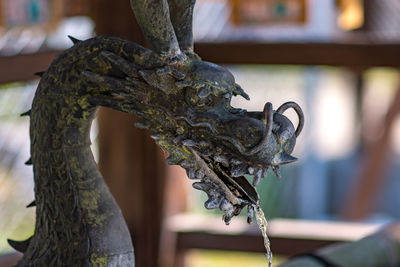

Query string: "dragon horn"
[243, 102, 274, 156]
[167, 0, 196, 54]
[276, 101, 304, 137]
[130, 0, 182, 60]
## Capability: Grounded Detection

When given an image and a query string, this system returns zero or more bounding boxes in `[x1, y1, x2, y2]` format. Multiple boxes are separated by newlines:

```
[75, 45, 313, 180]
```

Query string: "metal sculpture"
[9, 0, 304, 266]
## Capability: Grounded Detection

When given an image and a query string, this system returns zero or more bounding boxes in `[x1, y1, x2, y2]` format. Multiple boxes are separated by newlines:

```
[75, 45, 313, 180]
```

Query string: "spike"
[34, 71, 45, 77]
[25, 158, 32, 165]
[273, 152, 298, 165]
[67, 35, 81, 44]
[8, 236, 32, 253]
[233, 84, 250, 100]
[26, 200, 36, 208]
[20, 110, 31, 117]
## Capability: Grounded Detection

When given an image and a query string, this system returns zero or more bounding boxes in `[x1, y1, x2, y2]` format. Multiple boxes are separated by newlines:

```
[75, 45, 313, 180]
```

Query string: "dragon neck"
[23, 79, 134, 265]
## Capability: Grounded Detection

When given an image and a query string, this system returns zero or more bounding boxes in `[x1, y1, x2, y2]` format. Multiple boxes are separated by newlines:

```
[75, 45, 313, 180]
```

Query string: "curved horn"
[276, 101, 304, 137]
[168, 0, 196, 54]
[242, 102, 274, 155]
[216, 102, 274, 156]
[130, 0, 182, 59]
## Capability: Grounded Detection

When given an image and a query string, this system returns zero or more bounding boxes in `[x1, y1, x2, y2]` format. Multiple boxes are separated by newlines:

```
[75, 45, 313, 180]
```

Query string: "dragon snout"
[220, 101, 304, 167]
[231, 101, 303, 166]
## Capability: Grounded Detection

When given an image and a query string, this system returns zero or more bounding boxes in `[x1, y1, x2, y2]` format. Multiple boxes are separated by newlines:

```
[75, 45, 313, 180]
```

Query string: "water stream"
[253, 203, 272, 267]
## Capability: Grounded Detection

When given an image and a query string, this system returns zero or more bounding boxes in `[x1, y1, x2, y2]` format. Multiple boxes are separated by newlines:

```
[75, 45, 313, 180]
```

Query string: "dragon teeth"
[253, 176, 261, 187]
[231, 164, 247, 177]
[262, 167, 269, 178]
[256, 168, 263, 178]
[252, 168, 263, 186]
[247, 205, 254, 224]
[220, 199, 235, 225]
[248, 166, 254, 175]
[272, 166, 281, 179]
[214, 155, 229, 167]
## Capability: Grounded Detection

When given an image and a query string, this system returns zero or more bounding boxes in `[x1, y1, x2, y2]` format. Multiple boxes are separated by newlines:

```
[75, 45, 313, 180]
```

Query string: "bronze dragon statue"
[8, 0, 304, 266]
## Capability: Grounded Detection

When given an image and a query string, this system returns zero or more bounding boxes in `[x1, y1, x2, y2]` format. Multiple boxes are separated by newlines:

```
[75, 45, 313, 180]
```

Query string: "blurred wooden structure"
[168, 214, 381, 267]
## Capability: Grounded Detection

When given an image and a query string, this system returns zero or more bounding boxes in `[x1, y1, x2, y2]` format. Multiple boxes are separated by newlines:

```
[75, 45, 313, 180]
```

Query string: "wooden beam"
[0, 40, 399, 86]
[195, 42, 400, 67]
[0, 50, 61, 84]
[176, 231, 338, 256]
[169, 215, 381, 258]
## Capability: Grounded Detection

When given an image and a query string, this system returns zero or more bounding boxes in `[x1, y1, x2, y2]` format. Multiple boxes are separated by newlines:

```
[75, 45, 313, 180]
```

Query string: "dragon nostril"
[276, 101, 304, 137]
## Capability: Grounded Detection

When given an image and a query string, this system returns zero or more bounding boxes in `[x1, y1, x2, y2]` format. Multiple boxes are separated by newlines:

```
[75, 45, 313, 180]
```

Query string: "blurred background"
[0, 0, 400, 266]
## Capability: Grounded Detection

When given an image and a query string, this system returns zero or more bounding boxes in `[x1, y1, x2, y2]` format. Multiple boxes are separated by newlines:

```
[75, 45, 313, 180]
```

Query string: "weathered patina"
[9, 0, 303, 266]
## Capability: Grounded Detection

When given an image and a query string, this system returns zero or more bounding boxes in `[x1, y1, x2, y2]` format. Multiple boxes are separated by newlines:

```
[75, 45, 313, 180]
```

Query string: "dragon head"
[84, 47, 303, 224]
[83, 0, 304, 224]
